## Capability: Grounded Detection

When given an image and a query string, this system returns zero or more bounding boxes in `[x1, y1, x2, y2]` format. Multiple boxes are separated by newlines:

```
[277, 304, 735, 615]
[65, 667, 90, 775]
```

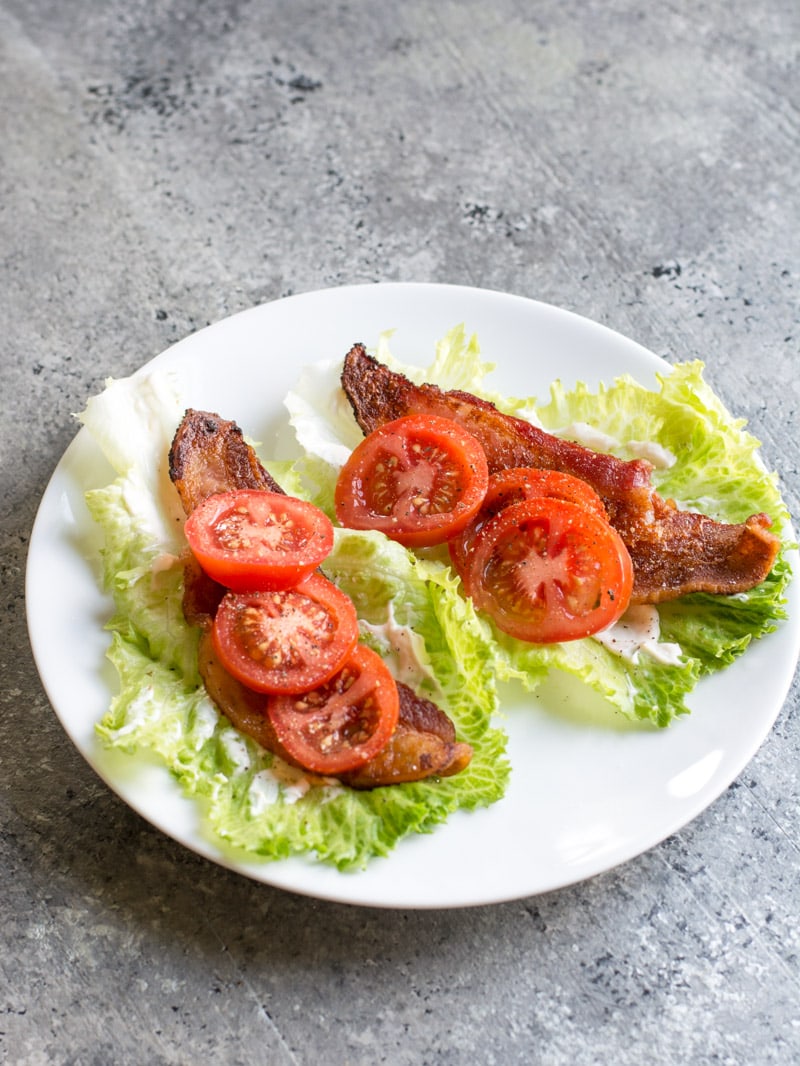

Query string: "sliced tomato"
[184, 489, 333, 592]
[334, 414, 489, 548]
[266, 644, 400, 775]
[449, 467, 607, 590]
[466, 498, 633, 644]
[212, 572, 359, 693]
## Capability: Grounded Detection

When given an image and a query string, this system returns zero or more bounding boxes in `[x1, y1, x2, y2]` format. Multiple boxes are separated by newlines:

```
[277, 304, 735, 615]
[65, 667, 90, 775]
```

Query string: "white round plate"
[26, 283, 800, 908]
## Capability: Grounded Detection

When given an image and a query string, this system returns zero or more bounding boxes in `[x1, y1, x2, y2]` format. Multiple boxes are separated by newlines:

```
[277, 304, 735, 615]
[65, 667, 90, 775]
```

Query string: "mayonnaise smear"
[557, 423, 676, 470]
[248, 763, 343, 811]
[626, 440, 677, 469]
[359, 602, 440, 691]
[593, 605, 683, 666]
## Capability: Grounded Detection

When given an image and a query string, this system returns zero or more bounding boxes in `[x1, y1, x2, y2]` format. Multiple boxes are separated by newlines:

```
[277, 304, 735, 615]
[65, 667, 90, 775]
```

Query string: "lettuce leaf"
[81, 370, 508, 870]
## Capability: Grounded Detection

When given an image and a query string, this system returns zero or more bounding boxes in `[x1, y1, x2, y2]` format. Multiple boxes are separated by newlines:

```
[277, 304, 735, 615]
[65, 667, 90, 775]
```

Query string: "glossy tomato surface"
[449, 467, 608, 588]
[466, 498, 633, 643]
[184, 489, 333, 592]
[212, 572, 359, 693]
[266, 644, 400, 775]
[335, 414, 489, 547]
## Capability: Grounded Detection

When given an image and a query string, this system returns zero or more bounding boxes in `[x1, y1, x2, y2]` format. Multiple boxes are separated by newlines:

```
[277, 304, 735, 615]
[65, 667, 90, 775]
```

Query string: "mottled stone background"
[2, 1, 798, 1063]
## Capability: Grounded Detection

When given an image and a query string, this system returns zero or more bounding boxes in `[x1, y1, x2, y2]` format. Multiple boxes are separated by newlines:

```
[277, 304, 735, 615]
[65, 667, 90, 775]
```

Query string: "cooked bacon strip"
[197, 625, 293, 758]
[169, 408, 472, 788]
[340, 685, 472, 789]
[196, 624, 472, 790]
[170, 409, 286, 630]
[169, 408, 284, 508]
[341, 344, 780, 604]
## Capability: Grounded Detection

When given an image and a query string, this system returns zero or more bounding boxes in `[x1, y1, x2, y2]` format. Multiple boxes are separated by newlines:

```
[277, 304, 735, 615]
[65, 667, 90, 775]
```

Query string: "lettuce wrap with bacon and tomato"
[80, 326, 792, 869]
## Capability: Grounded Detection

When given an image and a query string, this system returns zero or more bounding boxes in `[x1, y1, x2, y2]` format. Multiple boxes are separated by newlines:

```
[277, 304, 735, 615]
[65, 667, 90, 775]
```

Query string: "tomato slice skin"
[184, 489, 334, 592]
[335, 414, 489, 548]
[212, 572, 359, 694]
[266, 644, 400, 775]
[466, 498, 633, 644]
[449, 467, 607, 591]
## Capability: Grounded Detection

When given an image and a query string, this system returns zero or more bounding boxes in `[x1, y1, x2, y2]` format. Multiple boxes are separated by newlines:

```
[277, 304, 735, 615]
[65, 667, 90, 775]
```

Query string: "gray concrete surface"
[2, 1, 799, 1063]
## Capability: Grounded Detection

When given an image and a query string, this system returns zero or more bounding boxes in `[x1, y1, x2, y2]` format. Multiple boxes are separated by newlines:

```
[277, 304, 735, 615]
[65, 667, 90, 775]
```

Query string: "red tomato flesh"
[184, 489, 334, 592]
[212, 572, 359, 694]
[335, 414, 489, 547]
[266, 644, 400, 775]
[466, 498, 633, 644]
[449, 467, 608, 591]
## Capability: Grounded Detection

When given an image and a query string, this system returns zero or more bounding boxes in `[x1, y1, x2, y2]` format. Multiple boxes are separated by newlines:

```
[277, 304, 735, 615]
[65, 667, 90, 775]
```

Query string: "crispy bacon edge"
[168, 408, 473, 789]
[340, 344, 780, 605]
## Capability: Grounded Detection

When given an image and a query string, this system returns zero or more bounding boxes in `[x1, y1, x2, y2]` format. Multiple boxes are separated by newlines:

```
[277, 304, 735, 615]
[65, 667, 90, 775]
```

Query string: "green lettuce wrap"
[80, 326, 791, 868]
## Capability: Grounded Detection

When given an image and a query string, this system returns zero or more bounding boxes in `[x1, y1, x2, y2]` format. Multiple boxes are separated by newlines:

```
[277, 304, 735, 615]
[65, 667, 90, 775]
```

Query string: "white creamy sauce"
[558, 421, 620, 454]
[111, 686, 157, 736]
[512, 402, 544, 427]
[192, 697, 220, 748]
[248, 763, 341, 812]
[220, 730, 252, 774]
[593, 604, 684, 666]
[248, 770, 281, 812]
[626, 439, 677, 469]
[360, 603, 439, 690]
[555, 424, 676, 470]
[150, 551, 181, 575]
